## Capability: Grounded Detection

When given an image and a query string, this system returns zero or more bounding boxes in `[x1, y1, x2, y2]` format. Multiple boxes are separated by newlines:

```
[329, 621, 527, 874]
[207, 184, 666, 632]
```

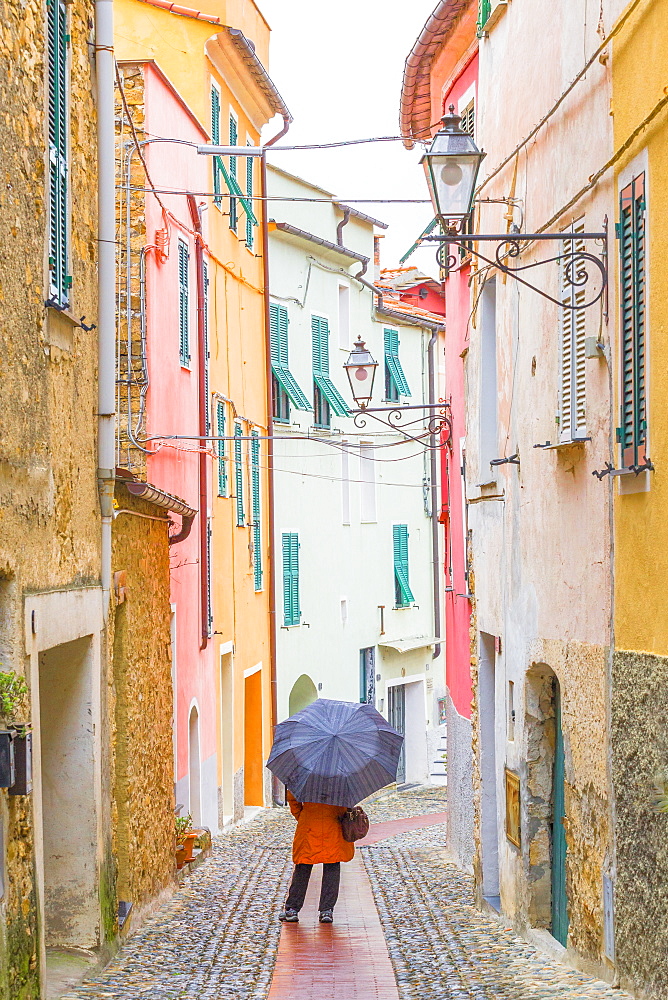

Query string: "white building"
[267, 164, 445, 786]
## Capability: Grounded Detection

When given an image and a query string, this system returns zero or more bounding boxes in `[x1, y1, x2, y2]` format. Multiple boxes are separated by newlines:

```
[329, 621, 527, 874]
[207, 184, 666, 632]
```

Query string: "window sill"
[281, 622, 309, 630]
[180, 363, 192, 372]
[45, 303, 81, 328]
[533, 436, 590, 451]
[479, 0, 509, 35]
[392, 604, 417, 611]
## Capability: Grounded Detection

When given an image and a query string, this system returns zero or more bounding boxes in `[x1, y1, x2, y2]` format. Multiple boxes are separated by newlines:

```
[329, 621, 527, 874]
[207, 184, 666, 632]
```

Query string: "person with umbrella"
[268, 698, 403, 925]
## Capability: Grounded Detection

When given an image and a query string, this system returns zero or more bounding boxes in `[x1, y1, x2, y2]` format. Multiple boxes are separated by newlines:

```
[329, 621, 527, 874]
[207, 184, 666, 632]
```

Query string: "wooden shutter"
[178, 241, 189, 365]
[384, 329, 411, 397]
[203, 261, 210, 432]
[246, 149, 254, 248]
[206, 518, 213, 637]
[234, 423, 244, 525]
[216, 400, 226, 496]
[251, 431, 262, 591]
[559, 223, 586, 442]
[211, 86, 221, 206]
[270, 303, 310, 411]
[617, 175, 646, 468]
[311, 316, 349, 416]
[477, 0, 491, 34]
[229, 115, 238, 229]
[393, 525, 415, 606]
[48, 0, 69, 306]
[282, 532, 300, 625]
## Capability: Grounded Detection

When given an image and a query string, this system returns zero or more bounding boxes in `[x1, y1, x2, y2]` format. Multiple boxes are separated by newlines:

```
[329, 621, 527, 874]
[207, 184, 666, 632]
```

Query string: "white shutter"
[559, 275, 573, 443]
[559, 220, 586, 442]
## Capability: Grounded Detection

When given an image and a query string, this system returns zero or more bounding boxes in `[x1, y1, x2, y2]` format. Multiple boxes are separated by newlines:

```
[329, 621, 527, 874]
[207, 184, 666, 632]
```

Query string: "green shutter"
[393, 524, 414, 606]
[48, 0, 70, 307]
[206, 518, 213, 636]
[203, 261, 210, 431]
[211, 86, 222, 207]
[234, 423, 244, 525]
[282, 532, 300, 626]
[269, 303, 311, 410]
[477, 0, 491, 35]
[616, 175, 646, 469]
[216, 400, 226, 496]
[212, 154, 258, 225]
[246, 150, 254, 248]
[178, 241, 190, 365]
[229, 115, 238, 230]
[251, 431, 262, 591]
[311, 315, 350, 417]
[384, 329, 411, 398]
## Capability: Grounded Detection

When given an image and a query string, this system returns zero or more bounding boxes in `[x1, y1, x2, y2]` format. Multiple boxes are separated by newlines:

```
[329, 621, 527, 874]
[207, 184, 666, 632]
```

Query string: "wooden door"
[387, 684, 406, 784]
[551, 681, 568, 945]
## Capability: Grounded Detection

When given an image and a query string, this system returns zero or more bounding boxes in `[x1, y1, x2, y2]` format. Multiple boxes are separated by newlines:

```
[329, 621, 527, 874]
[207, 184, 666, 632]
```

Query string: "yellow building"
[610, 0, 668, 995]
[114, 0, 288, 825]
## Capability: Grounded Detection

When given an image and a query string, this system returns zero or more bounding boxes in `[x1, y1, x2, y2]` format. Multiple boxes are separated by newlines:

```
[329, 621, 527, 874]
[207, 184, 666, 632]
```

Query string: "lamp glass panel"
[425, 154, 479, 220]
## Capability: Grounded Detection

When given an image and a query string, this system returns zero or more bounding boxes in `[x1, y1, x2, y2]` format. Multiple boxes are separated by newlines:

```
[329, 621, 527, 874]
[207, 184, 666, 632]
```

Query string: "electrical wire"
[120, 185, 432, 203]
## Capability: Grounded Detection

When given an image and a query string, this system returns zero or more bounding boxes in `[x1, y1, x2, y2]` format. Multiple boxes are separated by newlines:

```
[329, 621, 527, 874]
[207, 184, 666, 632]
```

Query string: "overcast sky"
[259, 0, 438, 274]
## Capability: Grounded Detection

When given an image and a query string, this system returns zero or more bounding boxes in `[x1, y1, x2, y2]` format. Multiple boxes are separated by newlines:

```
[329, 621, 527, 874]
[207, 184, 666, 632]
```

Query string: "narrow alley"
[61, 789, 631, 1000]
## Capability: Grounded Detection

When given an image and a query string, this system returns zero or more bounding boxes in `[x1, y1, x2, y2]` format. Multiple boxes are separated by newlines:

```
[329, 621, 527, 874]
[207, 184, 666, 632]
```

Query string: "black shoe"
[279, 908, 299, 922]
[319, 909, 333, 923]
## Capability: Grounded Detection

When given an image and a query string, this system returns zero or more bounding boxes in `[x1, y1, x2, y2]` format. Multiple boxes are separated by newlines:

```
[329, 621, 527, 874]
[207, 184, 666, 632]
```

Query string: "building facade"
[268, 164, 445, 785]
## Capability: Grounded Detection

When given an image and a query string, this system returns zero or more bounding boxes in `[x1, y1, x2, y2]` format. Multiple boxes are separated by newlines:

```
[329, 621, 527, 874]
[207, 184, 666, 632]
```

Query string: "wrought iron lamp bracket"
[349, 401, 453, 452]
[426, 220, 608, 313]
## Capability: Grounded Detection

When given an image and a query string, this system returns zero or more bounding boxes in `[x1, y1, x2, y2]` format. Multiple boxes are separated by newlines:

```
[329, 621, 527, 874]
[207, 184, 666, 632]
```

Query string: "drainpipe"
[187, 194, 209, 650]
[428, 329, 442, 660]
[336, 207, 351, 247]
[262, 115, 290, 800]
[96, 0, 116, 621]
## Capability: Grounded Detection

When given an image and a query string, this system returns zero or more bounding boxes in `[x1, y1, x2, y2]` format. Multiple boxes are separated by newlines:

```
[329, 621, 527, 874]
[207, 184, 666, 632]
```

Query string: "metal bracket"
[350, 400, 453, 451]
[490, 454, 520, 466]
[592, 458, 654, 480]
[426, 221, 608, 313]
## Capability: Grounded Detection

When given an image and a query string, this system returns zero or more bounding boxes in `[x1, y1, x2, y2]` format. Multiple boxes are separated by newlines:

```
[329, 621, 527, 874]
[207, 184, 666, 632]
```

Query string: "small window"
[270, 303, 310, 420]
[282, 533, 300, 626]
[314, 382, 331, 429]
[234, 423, 244, 526]
[393, 525, 414, 608]
[616, 173, 647, 469]
[178, 241, 190, 367]
[384, 329, 411, 402]
[460, 99, 475, 137]
[312, 315, 349, 424]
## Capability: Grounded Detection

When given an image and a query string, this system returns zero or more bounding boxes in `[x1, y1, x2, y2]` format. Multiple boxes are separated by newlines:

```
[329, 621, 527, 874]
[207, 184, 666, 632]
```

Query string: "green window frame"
[251, 431, 262, 591]
[234, 423, 244, 526]
[477, 0, 492, 35]
[211, 84, 222, 208]
[48, 0, 71, 307]
[270, 303, 311, 418]
[312, 315, 350, 422]
[229, 114, 238, 231]
[282, 532, 300, 626]
[216, 399, 227, 496]
[384, 329, 411, 401]
[616, 173, 647, 470]
[178, 240, 190, 366]
[246, 144, 254, 248]
[393, 524, 414, 608]
[204, 260, 210, 431]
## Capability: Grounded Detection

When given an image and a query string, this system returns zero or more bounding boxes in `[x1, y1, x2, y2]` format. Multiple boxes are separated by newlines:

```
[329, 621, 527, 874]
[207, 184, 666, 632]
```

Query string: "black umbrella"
[267, 698, 404, 806]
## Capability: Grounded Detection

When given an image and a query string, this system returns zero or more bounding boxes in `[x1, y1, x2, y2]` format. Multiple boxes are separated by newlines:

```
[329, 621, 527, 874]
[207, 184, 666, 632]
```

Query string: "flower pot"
[175, 844, 187, 869]
[181, 831, 198, 862]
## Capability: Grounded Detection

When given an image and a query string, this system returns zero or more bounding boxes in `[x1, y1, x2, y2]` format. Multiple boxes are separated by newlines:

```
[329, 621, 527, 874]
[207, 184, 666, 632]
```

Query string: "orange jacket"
[287, 790, 355, 865]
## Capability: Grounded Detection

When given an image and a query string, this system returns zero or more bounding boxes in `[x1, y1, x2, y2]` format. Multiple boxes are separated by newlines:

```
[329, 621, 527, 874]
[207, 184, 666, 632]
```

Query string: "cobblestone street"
[63, 788, 631, 999]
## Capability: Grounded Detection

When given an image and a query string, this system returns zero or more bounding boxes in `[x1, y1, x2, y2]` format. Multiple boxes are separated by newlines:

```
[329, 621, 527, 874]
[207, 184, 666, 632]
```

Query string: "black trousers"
[285, 862, 341, 912]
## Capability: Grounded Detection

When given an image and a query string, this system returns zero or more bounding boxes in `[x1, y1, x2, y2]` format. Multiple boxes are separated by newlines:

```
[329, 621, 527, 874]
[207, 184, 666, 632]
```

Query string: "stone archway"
[289, 674, 318, 717]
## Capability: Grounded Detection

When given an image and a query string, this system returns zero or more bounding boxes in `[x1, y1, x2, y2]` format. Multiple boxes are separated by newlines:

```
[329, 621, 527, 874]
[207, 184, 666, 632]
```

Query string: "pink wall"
[440, 54, 478, 722]
[141, 66, 216, 784]
[399, 282, 445, 316]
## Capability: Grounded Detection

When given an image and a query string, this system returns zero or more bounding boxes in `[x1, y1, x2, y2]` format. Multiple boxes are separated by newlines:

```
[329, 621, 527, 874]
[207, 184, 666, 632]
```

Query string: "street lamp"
[420, 105, 486, 227]
[343, 337, 378, 409]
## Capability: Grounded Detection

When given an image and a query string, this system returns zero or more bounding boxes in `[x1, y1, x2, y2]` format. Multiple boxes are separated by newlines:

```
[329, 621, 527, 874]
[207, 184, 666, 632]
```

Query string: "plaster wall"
[468, 0, 618, 973]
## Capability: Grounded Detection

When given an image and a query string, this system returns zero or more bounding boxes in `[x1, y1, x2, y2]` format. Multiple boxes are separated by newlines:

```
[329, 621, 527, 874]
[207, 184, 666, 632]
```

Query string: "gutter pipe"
[262, 114, 291, 801]
[96, 0, 116, 622]
[187, 193, 209, 650]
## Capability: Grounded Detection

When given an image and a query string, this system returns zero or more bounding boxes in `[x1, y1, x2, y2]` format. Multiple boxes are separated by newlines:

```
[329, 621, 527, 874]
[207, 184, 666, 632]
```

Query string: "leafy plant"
[653, 771, 668, 814]
[175, 813, 193, 845]
[0, 671, 28, 721]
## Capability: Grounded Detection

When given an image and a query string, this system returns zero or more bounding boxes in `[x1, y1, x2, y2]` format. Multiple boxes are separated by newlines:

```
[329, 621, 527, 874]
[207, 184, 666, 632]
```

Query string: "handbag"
[340, 806, 370, 842]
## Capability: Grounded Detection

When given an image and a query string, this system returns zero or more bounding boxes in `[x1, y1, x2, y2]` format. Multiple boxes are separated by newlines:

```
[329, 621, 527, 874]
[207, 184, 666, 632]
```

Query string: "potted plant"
[175, 813, 198, 867]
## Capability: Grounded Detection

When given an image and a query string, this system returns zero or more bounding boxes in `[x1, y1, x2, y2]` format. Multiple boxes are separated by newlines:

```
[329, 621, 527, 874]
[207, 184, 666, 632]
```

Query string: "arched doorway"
[188, 705, 201, 826]
[289, 674, 318, 717]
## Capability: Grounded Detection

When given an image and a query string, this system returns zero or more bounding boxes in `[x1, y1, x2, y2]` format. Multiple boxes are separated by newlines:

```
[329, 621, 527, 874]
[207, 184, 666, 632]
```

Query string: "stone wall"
[111, 484, 176, 920]
[612, 650, 668, 999]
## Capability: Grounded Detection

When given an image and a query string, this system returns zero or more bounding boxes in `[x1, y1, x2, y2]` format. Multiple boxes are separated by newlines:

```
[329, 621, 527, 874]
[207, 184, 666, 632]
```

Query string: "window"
[338, 284, 350, 349]
[312, 315, 349, 428]
[616, 173, 647, 469]
[246, 142, 254, 248]
[204, 261, 210, 431]
[211, 84, 222, 208]
[269, 302, 310, 422]
[359, 647, 376, 704]
[559, 221, 586, 442]
[393, 525, 414, 608]
[479, 279, 497, 480]
[251, 431, 262, 591]
[216, 399, 226, 496]
[48, 0, 70, 307]
[178, 241, 190, 366]
[384, 329, 411, 401]
[206, 518, 213, 637]
[234, 423, 244, 525]
[229, 114, 238, 230]
[461, 99, 475, 137]
[477, 0, 491, 34]
[360, 444, 376, 522]
[282, 533, 300, 626]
